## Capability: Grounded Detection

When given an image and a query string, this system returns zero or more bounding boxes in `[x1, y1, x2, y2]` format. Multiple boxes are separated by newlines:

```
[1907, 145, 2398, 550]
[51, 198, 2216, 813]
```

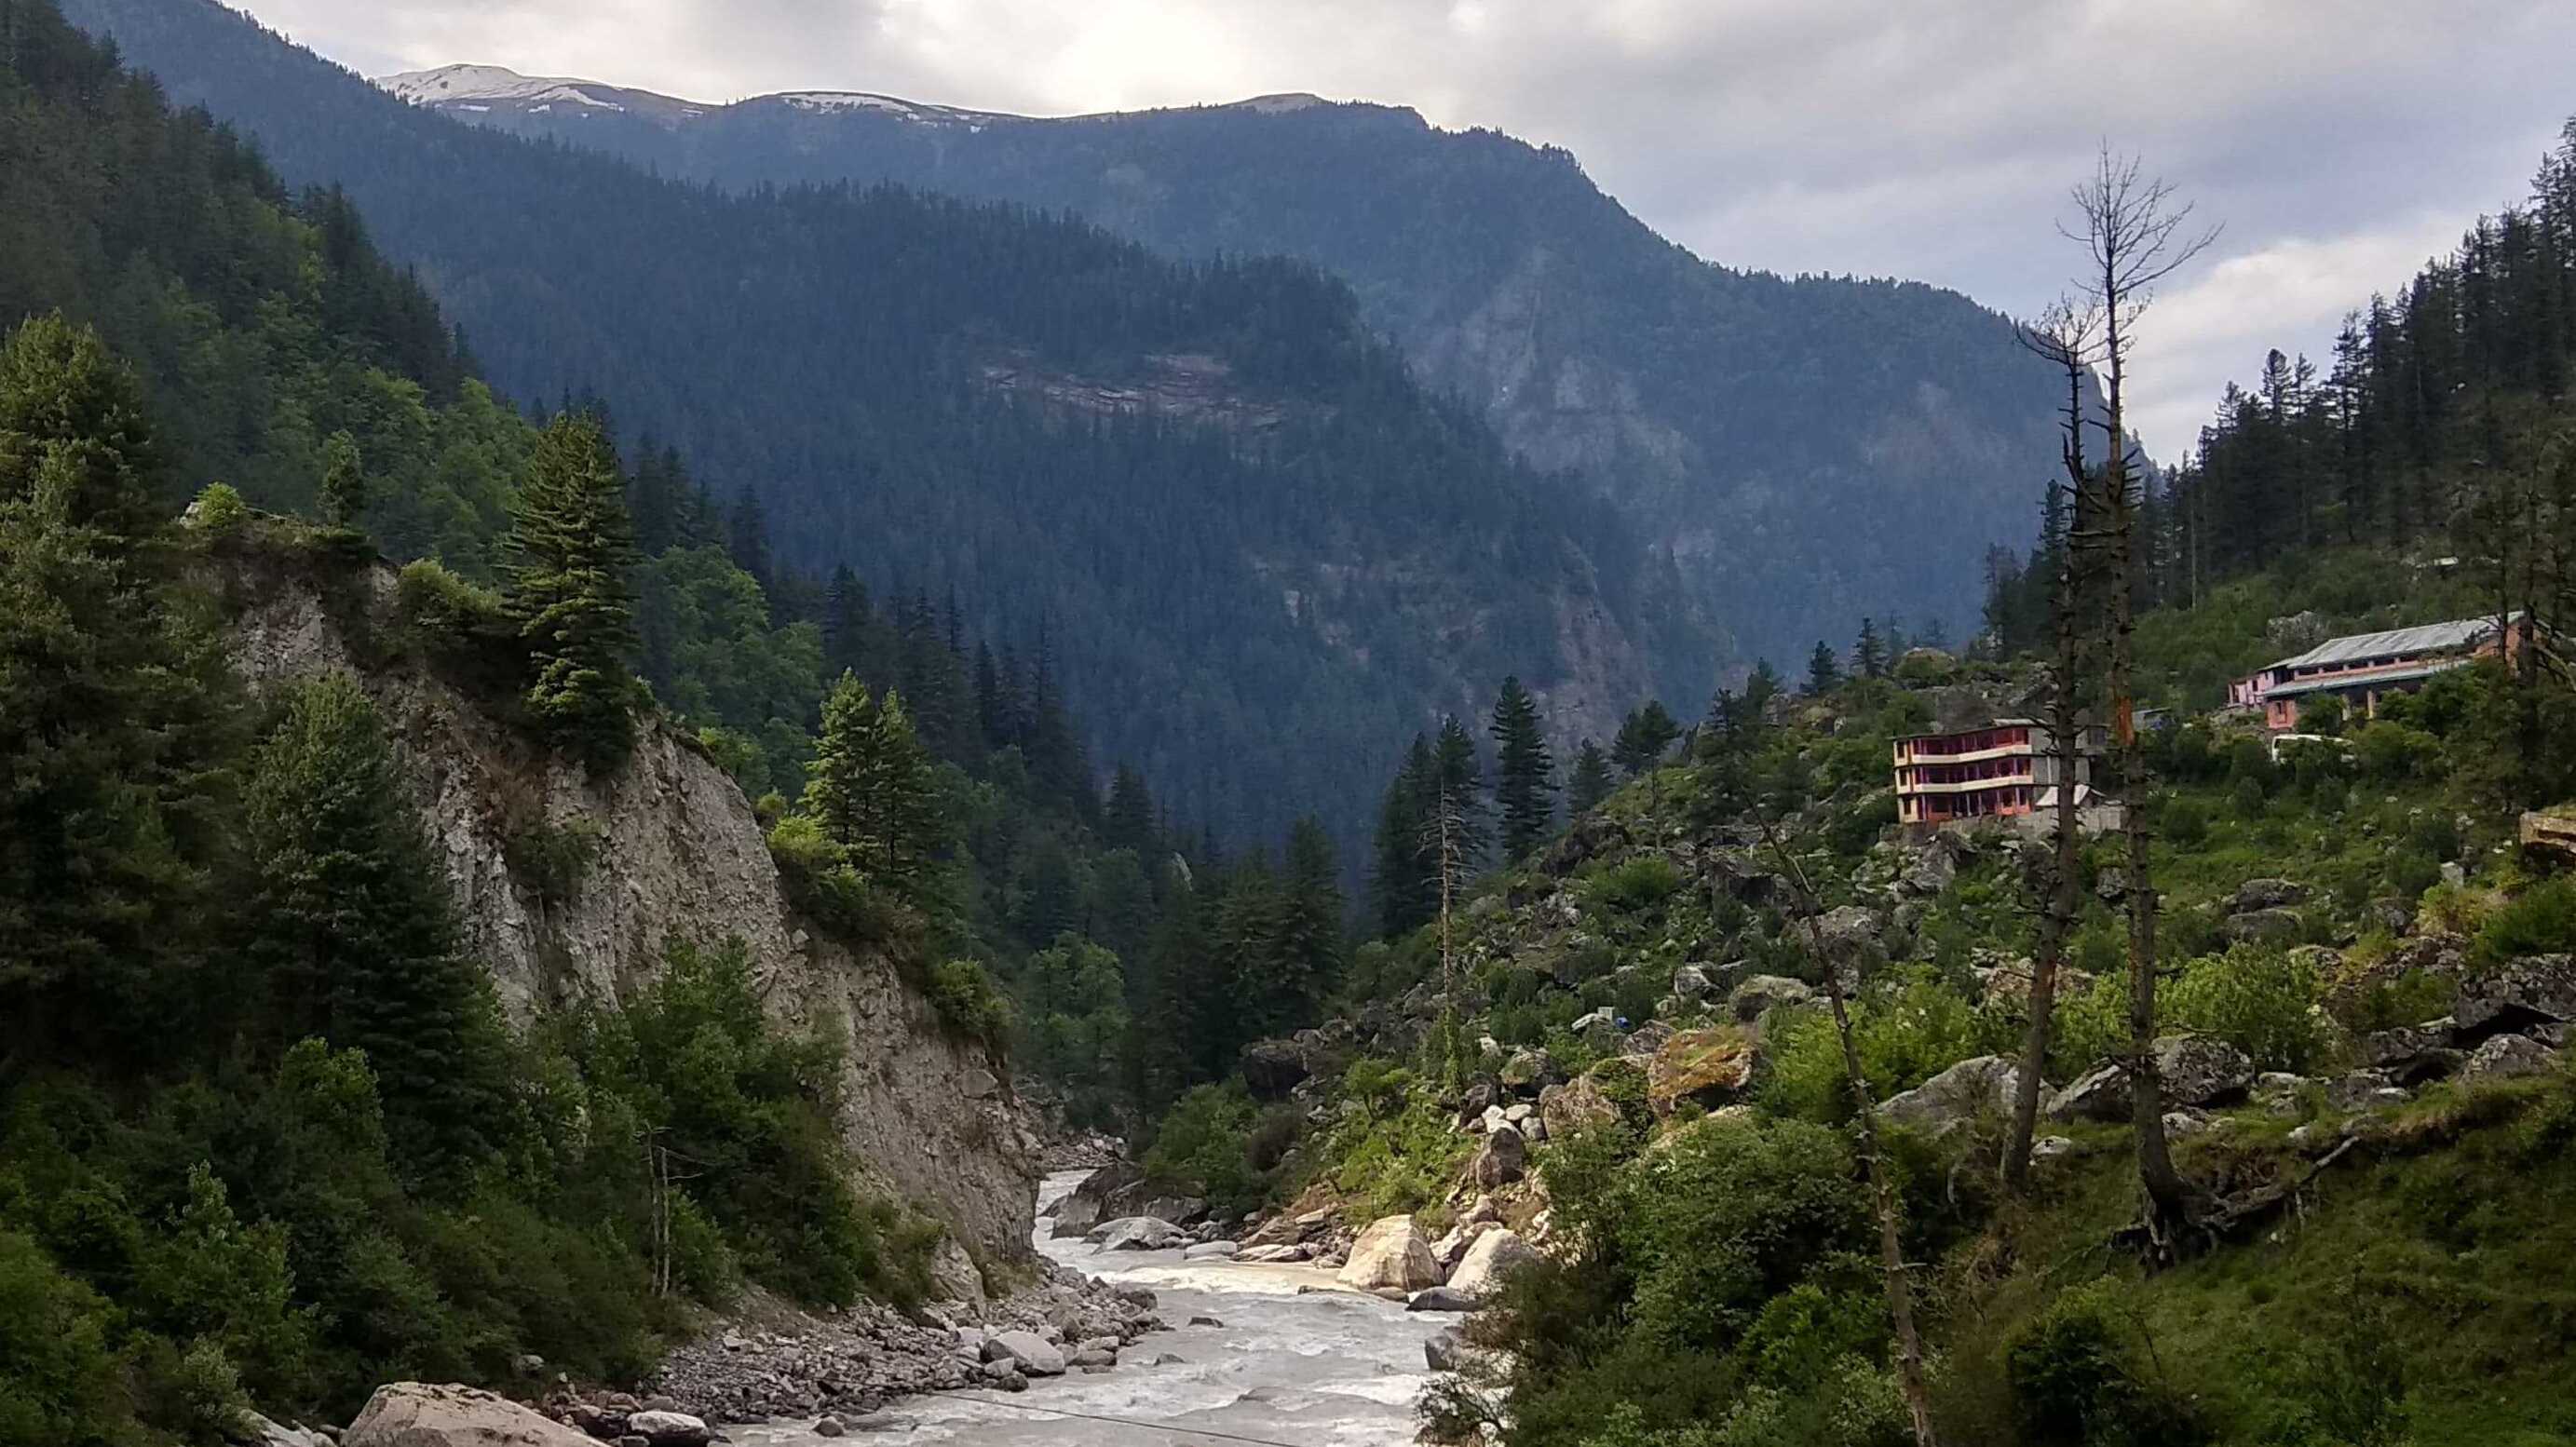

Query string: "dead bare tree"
[1758, 819, 1939, 1447]
[2002, 300, 2102, 1190]
[2063, 146, 2218, 1257]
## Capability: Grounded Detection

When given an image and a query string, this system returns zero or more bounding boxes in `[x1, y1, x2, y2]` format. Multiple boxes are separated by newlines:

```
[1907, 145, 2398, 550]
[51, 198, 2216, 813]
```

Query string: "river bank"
[733, 1170, 1442, 1445]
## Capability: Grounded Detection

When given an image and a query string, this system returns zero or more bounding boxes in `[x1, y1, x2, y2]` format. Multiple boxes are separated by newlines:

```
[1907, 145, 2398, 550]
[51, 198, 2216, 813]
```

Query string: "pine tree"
[805, 670, 878, 850]
[868, 688, 943, 895]
[1431, 714, 1491, 866]
[0, 317, 228, 1064]
[1610, 701, 1679, 777]
[1852, 616, 1887, 679]
[506, 414, 640, 769]
[243, 675, 509, 1178]
[1271, 817, 1346, 1032]
[1487, 675, 1555, 863]
[1371, 735, 1436, 939]
[319, 429, 367, 529]
[1806, 640, 1841, 695]
[1105, 764, 1159, 857]
[1567, 739, 1614, 814]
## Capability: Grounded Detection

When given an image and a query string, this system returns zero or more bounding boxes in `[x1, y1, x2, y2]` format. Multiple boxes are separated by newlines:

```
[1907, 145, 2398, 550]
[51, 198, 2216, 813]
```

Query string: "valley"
[5, 3, 2576, 1447]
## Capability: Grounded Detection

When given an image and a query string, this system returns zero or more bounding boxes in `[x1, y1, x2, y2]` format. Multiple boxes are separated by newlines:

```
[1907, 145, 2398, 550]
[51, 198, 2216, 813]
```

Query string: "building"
[2232, 614, 2531, 731]
[1891, 718, 2103, 832]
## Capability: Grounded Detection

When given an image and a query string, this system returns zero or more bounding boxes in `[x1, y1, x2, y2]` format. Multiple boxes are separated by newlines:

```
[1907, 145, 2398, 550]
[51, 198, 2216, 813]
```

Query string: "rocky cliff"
[212, 546, 1038, 1264]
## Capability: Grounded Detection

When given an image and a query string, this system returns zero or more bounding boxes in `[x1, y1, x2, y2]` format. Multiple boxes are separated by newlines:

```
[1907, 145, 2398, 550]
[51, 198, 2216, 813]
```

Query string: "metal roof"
[2268, 614, 2508, 673]
[2262, 660, 2467, 700]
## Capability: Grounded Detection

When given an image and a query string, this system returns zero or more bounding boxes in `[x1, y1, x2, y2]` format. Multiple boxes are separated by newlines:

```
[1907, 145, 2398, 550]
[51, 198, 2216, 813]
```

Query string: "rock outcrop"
[345, 1383, 595, 1447]
[215, 552, 1037, 1258]
[1337, 1215, 1441, 1291]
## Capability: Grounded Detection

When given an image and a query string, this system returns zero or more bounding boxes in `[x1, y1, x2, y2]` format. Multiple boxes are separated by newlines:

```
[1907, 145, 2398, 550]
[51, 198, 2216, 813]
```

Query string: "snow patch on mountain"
[381, 62, 624, 111]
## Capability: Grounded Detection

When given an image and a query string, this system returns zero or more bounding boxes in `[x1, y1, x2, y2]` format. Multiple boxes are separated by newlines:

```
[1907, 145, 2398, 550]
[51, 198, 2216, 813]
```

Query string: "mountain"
[55, 0, 1677, 846]
[360, 61, 2074, 674]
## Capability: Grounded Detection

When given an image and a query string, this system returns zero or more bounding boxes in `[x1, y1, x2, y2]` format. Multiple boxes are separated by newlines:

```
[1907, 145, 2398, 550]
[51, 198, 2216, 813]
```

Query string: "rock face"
[1446, 1228, 1539, 1300]
[216, 557, 1037, 1258]
[1539, 1075, 1620, 1139]
[2454, 956, 2576, 1041]
[1337, 1215, 1442, 1291]
[345, 1383, 597, 1447]
[2154, 1035, 2257, 1107]
[1469, 1125, 1527, 1189]
[1647, 1027, 1757, 1114]
[1879, 1055, 2028, 1134]
[1238, 1038, 1311, 1100]
[1728, 975, 1815, 1022]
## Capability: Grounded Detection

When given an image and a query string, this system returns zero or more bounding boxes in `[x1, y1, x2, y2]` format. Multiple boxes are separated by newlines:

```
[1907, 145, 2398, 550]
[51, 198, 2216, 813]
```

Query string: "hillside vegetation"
[1134, 642, 2576, 1445]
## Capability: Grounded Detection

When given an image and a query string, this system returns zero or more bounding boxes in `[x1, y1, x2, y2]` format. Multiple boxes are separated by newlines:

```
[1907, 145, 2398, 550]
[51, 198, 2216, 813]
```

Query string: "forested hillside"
[1984, 117, 2576, 699]
[52, 0, 1673, 848]
[370, 61, 2077, 689]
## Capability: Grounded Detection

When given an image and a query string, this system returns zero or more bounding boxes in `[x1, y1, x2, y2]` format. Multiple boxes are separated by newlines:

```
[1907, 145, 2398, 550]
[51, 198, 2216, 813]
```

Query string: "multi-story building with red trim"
[1891, 718, 2101, 831]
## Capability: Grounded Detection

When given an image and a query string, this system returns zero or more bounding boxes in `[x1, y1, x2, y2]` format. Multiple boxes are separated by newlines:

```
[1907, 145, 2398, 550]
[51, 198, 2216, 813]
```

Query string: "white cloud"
[239, 0, 2576, 465]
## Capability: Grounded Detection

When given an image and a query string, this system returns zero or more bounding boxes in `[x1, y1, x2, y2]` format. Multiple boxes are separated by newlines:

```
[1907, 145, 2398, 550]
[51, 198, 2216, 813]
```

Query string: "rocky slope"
[211, 542, 1039, 1264]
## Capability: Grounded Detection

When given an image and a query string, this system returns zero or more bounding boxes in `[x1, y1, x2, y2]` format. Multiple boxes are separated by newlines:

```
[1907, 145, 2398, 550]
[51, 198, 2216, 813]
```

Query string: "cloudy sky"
[240, 0, 2575, 461]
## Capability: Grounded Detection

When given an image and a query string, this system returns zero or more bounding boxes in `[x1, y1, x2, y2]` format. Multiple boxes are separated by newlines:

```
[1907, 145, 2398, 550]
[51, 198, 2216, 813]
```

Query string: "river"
[743, 1171, 1440, 1446]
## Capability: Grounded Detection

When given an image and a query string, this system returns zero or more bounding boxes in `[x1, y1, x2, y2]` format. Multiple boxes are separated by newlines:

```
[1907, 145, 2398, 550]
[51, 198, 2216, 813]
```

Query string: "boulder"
[1048, 1160, 1141, 1238]
[1240, 1038, 1311, 1100]
[982, 1330, 1066, 1376]
[2048, 1062, 2129, 1123]
[1182, 1240, 1240, 1260]
[622, 1413, 711, 1447]
[2233, 878, 2310, 913]
[1090, 1216, 1188, 1252]
[1620, 1021, 1677, 1058]
[1896, 841, 1959, 897]
[2225, 908, 2305, 944]
[2362, 1022, 2466, 1084]
[2030, 1135, 2077, 1161]
[1238, 1243, 1310, 1264]
[811, 1418, 844, 1440]
[1647, 1026, 1757, 1115]
[344, 1385, 599, 1447]
[1336, 1215, 1442, 1292]
[1407, 1287, 1481, 1313]
[1470, 1125, 1527, 1189]
[1425, 1327, 1469, 1373]
[1879, 1055, 2028, 1135]
[1445, 1227, 1539, 1301]
[2462, 1032, 2559, 1082]
[1671, 964, 1721, 1002]
[1066, 1347, 1117, 1369]
[2252, 1073, 2310, 1116]
[2155, 1035, 2257, 1107]
[1499, 1048, 1554, 1093]
[1728, 975, 1815, 1023]
[2325, 1069, 2409, 1113]
[1457, 1078, 1498, 1124]
[2453, 955, 2576, 1042]
[1570, 1008, 1620, 1051]
[1808, 905, 1890, 969]
[1539, 1075, 1620, 1139]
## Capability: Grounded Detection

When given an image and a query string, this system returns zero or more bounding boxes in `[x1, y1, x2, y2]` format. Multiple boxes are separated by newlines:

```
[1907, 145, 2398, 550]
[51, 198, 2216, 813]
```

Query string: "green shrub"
[2162, 947, 2335, 1074]
[189, 480, 250, 534]
[927, 959, 1013, 1048]
[2473, 878, 2576, 965]
[0, 1232, 129, 1447]
[2004, 1279, 2214, 1447]
[503, 817, 603, 902]
[1584, 855, 1685, 913]
[396, 557, 509, 640]
[1322, 1091, 1472, 1224]
[1142, 1083, 1268, 1220]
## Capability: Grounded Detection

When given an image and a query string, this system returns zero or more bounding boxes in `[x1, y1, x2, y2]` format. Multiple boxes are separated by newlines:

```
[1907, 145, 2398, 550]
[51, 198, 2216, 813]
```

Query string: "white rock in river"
[1446, 1227, 1540, 1300]
[1336, 1215, 1441, 1291]
[982, 1330, 1066, 1376]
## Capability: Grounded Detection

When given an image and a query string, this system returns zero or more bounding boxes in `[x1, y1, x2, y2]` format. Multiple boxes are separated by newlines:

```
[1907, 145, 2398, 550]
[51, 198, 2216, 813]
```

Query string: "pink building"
[1891, 719, 2099, 829]
[2234, 614, 2531, 731]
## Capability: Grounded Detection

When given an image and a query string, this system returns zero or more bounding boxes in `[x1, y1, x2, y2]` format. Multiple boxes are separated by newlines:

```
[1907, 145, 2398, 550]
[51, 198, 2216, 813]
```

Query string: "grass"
[1935, 1066, 2576, 1444]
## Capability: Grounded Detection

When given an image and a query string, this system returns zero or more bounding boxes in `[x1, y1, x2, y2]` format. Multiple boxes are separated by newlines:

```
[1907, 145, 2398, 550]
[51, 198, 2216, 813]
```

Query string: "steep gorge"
[213, 545, 1040, 1264]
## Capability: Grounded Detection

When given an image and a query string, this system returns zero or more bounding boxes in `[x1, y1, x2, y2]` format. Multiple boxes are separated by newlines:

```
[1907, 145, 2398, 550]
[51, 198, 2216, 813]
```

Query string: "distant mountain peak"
[377, 62, 705, 121]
